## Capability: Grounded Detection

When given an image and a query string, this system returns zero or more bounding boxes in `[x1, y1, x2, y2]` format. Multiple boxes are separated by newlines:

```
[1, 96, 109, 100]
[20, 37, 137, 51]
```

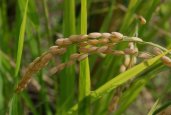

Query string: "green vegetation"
[1, 0, 171, 115]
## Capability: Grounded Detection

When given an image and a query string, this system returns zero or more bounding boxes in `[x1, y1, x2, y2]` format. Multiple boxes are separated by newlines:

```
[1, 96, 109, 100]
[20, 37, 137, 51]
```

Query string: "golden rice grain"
[88, 32, 102, 39]
[78, 54, 88, 61]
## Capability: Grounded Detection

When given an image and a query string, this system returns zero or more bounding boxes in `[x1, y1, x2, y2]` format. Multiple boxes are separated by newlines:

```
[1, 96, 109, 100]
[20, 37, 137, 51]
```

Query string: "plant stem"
[79, 0, 91, 115]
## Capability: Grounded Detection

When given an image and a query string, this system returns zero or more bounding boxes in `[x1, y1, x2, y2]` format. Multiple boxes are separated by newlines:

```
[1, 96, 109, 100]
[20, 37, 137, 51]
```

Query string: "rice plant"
[1, 0, 171, 115]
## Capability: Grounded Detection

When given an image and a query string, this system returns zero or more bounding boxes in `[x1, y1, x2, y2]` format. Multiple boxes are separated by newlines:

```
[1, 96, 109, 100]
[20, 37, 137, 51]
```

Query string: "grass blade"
[68, 51, 169, 113]
[91, 53, 168, 100]
[9, 94, 22, 115]
[148, 99, 159, 115]
[10, 0, 29, 115]
[114, 63, 164, 115]
[153, 101, 171, 115]
[78, 0, 91, 115]
[15, 0, 29, 77]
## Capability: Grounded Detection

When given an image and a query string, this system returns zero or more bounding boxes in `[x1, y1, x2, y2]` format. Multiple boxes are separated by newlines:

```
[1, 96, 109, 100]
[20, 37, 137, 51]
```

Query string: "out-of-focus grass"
[57, 0, 76, 114]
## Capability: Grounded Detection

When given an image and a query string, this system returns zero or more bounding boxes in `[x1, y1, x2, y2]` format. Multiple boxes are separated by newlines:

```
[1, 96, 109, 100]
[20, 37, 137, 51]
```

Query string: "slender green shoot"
[15, 0, 29, 78]
[79, 0, 91, 115]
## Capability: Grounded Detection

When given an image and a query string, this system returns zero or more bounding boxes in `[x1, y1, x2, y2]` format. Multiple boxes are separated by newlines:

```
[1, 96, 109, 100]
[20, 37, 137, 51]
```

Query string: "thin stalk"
[15, 0, 29, 78]
[78, 0, 91, 115]
[122, 36, 170, 53]
[10, 0, 29, 114]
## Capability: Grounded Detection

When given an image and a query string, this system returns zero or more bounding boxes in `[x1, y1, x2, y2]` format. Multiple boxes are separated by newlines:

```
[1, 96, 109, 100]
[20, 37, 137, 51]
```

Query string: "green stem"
[122, 36, 170, 53]
[79, 0, 91, 115]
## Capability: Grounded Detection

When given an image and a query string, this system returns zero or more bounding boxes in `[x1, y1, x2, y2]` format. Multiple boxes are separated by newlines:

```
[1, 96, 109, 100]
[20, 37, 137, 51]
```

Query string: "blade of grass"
[68, 51, 169, 113]
[139, 0, 160, 37]
[153, 101, 171, 115]
[15, 0, 29, 77]
[10, 0, 29, 115]
[115, 79, 147, 115]
[9, 94, 22, 115]
[94, 2, 142, 111]
[78, 0, 91, 115]
[148, 99, 159, 115]
[91, 53, 169, 100]
[120, 0, 141, 33]
[114, 63, 164, 115]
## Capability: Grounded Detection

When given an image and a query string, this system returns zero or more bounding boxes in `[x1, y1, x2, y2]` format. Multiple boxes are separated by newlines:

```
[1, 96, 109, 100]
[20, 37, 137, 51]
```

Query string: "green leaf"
[68, 51, 169, 113]
[91, 55, 164, 99]
[148, 99, 159, 115]
[78, 0, 91, 115]
[15, 0, 29, 77]
[9, 94, 21, 115]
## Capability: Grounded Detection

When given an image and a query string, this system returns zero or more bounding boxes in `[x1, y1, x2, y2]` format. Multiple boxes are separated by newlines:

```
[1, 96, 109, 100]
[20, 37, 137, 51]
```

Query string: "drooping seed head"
[120, 64, 126, 72]
[55, 38, 65, 46]
[128, 42, 134, 49]
[79, 47, 89, 53]
[99, 38, 109, 44]
[97, 46, 108, 53]
[58, 48, 67, 55]
[78, 54, 88, 61]
[124, 48, 138, 55]
[63, 39, 72, 45]
[79, 42, 88, 47]
[49, 67, 58, 75]
[124, 55, 130, 67]
[161, 56, 171, 66]
[129, 37, 143, 42]
[66, 60, 74, 66]
[101, 33, 111, 38]
[41, 53, 53, 62]
[49, 46, 61, 55]
[163, 62, 171, 67]
[87, 39, 99, 45]
[69, 35, 81, 42]
[34, 57, 41, 63]
[112, 50, 125, 55]
[138, 52, 152, 59]
[132, 57, 137, 64]
[88, 46, 98, 53]
[110, 32, 123, 42]
[70, 53, 80, 60]
[28, 62, 35, 70]
[153, 47, 163, 55]
[88, 32, 102, 39]
[79, 35, 88, 41]
[137, 15, 146, 25]
[57, 63, 66, 71]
